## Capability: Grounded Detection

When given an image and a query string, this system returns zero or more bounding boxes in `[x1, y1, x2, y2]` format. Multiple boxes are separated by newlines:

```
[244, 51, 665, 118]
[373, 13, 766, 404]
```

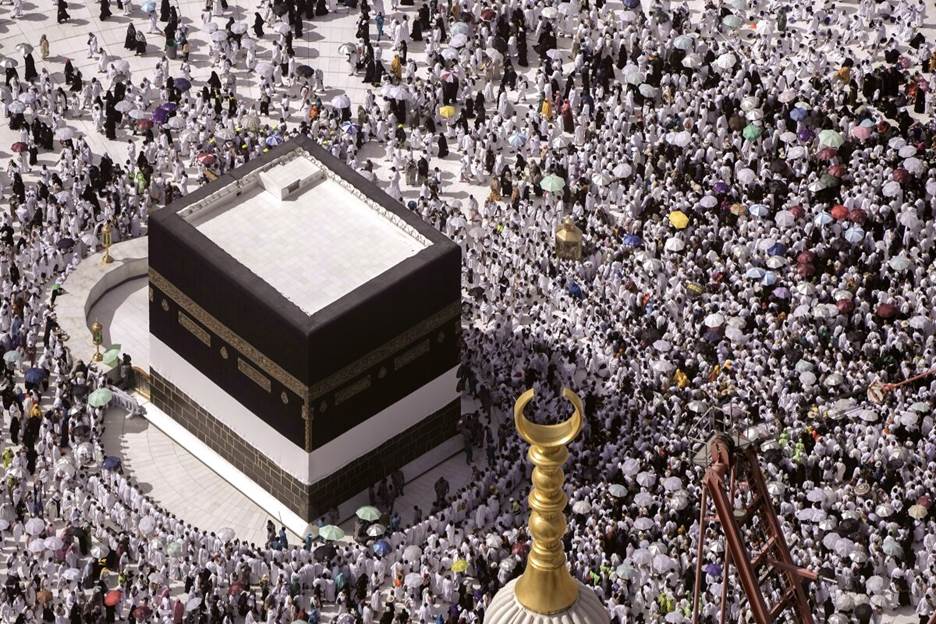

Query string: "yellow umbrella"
[669, 211, 689, 229]
[438, 105, 457, 119]
[451, 559, 468, 573]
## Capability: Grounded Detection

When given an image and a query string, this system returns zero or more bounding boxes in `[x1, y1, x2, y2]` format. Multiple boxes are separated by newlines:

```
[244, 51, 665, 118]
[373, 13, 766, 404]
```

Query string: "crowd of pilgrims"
[0, 0, 934, 620]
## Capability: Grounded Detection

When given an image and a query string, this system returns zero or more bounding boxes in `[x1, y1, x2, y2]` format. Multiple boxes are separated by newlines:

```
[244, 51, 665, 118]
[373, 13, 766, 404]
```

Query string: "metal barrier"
[131, 366, 151, 401]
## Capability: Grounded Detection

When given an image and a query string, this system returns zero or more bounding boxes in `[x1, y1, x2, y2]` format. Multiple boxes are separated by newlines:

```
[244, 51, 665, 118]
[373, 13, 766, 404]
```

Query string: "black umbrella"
[838, 517, 861, 535]
[72, 425, 91, 439]
[313, 544, 336, 561]
[57, 237, 75, 251]
[295, 64, 314, 78]
[492, 36, 507, 54]
[272, 2, 289, 15]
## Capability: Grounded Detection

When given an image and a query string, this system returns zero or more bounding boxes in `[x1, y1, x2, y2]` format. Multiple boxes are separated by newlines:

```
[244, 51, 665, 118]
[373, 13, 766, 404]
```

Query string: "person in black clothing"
[57, 0, 70, 22]
[253, 12, 264, 37]
[99, 0, 111, 20]
[124, 23, 137, 50]
[23, 53, 37, 82]
[159, 0, 169, 20]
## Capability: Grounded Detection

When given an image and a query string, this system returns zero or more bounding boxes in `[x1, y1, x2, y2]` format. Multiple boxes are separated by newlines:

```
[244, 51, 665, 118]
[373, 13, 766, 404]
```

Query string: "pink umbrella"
[850, 126, 872, 140]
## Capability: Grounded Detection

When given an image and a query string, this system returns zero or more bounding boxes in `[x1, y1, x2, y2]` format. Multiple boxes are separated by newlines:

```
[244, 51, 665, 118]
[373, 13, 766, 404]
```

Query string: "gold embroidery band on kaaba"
[150, 268, 461, 403]
[150, 268, 308, 398]
[310, 302, 460, 400]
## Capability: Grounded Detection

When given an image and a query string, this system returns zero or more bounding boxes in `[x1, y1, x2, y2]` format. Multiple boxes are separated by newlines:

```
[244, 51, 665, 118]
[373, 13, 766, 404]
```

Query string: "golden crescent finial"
[514, 387, 583, 448]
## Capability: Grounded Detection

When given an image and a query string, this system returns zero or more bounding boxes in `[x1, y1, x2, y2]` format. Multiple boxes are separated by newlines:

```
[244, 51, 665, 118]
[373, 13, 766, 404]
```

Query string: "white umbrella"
[25, 518, 45, 536]
[653, 339, 671, 352]
[866, 575, 885, 594]
[681, 53, 701, 69]
[882, 180, 901, 197]
[572, 500, 592, 514]
[404, 573, 422, 588]
[330, 94, 351, 109]
[633, 491, 654, 507]
[664, 237, 685, 252]
[613, 162, 632, 178]
[779, 131, 797, 143]
[704, 313, 725, 328]
[806, 488, 826, 503]
[255, 62, 275, 77]
[622, 458, 640, 476]
[633, 517, 655, 531]
[90, 543, 109, 558]
[217, 527, 235, 542]
[608, 484, 628, 498]
[62, 568, 81, 581]
[898, 144, 917, 158]
[904, 156, 923, 174]
[403, 545, 422, 562]
[774, 210, 795, 227]
[622, 64, 643, 85]
[652, 554, 677, 572]
[699, 195, 718, 208]
[366, 524, 386, 537]
[714, 52, 736, 70]
[44, 536, 64, 550]
[737, 168, 755, 185]
[631, 549, 652, 566]
[822, 532, 840, 550]
[449, 33, 468, 48]
[138, 516, 156, 535]
[662, 477, 682, 492]
[485, 534, 503, 548]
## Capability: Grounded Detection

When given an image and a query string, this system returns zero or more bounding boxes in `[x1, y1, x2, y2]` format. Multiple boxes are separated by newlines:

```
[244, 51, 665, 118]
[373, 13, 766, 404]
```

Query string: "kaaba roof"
[169, 140, 431, 316]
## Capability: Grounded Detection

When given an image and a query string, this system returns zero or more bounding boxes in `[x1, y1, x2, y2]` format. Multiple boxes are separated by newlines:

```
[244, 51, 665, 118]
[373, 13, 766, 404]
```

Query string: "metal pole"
[718, 465, 737, 624]
[691, 486, 709, 624]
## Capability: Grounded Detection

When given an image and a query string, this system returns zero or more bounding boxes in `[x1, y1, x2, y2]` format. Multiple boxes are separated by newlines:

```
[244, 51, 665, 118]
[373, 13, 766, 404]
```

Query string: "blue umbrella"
[102, 456, 122, 471]
[24, 367, 46, 385]
[767, 242, 786, 256]
[340, 121, 359, 135]
[152, 108, 169, 124]
[174, 78, 191, 92]
[705, 563, 722, 577]
[567, 282, 584, 299]
[622, 0, 639, 7]
[622, 234, 642, 247]
[744, 267, 765, 280]
[159, 102, 178, 113]
[762, 271, 778, 287]
[372, 540, 391, 556]
[142, 0, 156, 12]
[790, 107, 807, 122]
[265, 134, 283, 147]
[772, 287, 791, 300]
[748, 203, 769, 217]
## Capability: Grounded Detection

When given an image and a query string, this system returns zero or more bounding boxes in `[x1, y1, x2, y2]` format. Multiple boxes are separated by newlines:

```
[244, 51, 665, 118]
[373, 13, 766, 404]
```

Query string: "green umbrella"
[3, 350, 20, 365]
[540, 174, 565, 194]
[88, 388, 114, 408]
[355, 506, 381, 522]
[820, 173, 840, 187]
[818, 129, 845, 149]
[166, 541, 182, 556]
[742, 124, 762, 140]
[318, 525, 345, 541]
[102, 345, 122, 368]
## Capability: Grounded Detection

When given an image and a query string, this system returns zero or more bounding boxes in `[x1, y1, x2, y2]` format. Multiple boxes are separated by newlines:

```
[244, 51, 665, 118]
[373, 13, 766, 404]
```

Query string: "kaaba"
[147, 136, 461, 523]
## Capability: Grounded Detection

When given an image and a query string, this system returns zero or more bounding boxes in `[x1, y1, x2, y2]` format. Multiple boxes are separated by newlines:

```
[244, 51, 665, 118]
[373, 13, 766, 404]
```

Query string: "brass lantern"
[90, 320, 104, 362]
[555, 216, 583, 260]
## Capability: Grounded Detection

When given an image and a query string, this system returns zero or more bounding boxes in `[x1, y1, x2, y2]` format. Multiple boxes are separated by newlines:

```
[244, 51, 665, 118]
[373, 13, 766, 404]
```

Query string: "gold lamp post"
[555, 217, 582, 261]
[101, 221, 113, 265]
[90, 321, 104, 362]
[512, 387, 583, 614]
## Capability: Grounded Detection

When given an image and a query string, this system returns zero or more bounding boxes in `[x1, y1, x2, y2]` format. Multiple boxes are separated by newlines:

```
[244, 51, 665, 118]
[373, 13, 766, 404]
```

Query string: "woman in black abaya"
[159, 0, 169, 21]
[253, 11, 264, 37]
[23, 53, 37, 82]
[125, 23, 137, 50]
[99, 0, 111, 21]
[56, 0, 70, 23]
